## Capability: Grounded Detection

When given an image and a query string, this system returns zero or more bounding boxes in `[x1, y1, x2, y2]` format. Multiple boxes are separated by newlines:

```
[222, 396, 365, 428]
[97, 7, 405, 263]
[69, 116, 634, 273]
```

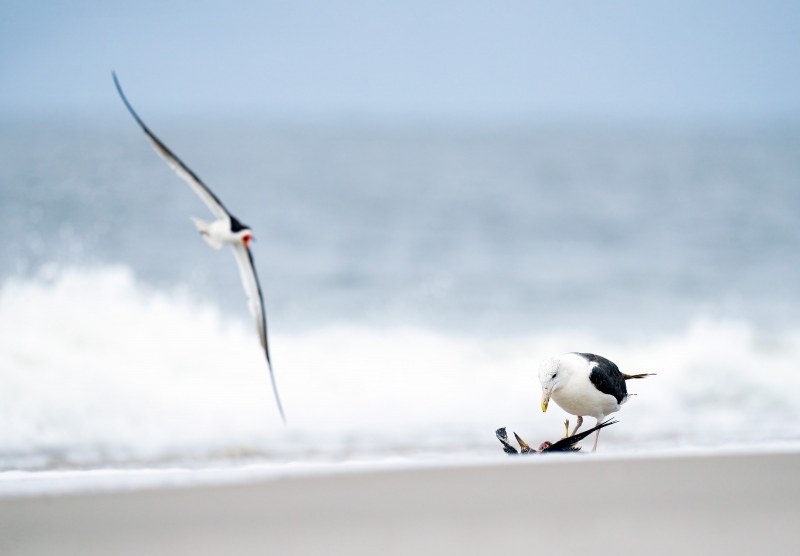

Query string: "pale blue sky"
[2, 0, 799, 125]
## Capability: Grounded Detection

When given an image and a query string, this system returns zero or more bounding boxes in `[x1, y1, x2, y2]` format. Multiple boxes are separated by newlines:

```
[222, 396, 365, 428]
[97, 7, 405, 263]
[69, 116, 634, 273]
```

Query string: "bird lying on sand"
[538, 353, 654, 452]
[113, 73, 286, 423]
[496, 419, 618, 455]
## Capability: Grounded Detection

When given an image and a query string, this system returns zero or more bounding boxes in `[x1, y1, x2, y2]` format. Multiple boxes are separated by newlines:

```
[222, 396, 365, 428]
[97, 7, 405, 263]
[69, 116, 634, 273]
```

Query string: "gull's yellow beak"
[541, 390, 551, 412]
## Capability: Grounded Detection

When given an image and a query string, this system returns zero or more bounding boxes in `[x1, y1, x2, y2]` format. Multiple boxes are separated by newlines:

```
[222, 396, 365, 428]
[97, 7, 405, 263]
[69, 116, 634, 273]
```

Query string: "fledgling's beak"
[514, 432, 532, 454]
[541, 389, 551, 412]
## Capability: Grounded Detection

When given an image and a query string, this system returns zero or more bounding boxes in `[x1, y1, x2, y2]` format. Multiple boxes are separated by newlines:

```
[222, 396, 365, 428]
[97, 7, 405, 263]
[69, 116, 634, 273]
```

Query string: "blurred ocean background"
[1, 121, 799, 469]
[2, 2, 800, 471]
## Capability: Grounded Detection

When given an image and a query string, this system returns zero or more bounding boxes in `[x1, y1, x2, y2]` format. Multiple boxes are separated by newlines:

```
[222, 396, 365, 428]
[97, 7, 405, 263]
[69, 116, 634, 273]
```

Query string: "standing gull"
[538, 353, 653, 451]
[113, 73, 286, 423]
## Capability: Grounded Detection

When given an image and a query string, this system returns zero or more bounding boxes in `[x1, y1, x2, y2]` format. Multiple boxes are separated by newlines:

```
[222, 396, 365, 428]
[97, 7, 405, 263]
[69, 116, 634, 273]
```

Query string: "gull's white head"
[537, 356, 566, 413]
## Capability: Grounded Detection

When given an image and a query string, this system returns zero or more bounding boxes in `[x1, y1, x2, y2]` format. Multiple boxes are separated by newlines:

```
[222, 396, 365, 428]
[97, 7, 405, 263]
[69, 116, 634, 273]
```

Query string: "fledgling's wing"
[232, 242, 286, 423]
[542, 419, 618, 453]
[113, 72, 229, 221]
[495, 428, 519, 455]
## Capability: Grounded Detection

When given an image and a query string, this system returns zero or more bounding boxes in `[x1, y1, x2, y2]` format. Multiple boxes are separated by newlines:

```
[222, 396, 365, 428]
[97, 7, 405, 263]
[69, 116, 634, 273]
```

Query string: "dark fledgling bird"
[113, 73, 285, 423]
[496, 419, 618, 455]
[538, 353, 653, 451]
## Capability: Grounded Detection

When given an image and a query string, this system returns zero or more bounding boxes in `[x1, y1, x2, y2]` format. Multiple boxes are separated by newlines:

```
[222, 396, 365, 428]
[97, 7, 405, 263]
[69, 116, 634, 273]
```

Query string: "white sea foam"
[1, 265, 799, 470]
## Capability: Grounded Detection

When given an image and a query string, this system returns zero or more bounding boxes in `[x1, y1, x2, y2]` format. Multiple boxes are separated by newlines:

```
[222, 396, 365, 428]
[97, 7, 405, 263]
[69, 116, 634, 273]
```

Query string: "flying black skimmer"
[496, 419, 618, 454]
[538, 353, 654, 451]
[113, 72, 286, 423]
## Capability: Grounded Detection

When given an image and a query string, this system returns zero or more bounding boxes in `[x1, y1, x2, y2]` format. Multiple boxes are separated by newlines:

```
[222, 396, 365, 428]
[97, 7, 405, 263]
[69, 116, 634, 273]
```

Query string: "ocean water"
[1, 121, 799, 471]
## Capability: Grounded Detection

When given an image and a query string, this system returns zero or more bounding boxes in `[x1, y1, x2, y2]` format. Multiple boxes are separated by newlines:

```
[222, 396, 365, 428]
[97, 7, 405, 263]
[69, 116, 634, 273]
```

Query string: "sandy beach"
[2, 451, 799, 555]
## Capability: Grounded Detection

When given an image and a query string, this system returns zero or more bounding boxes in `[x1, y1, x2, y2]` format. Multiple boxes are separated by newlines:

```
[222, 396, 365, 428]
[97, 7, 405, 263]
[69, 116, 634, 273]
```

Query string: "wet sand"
[2, 452, 799, 556]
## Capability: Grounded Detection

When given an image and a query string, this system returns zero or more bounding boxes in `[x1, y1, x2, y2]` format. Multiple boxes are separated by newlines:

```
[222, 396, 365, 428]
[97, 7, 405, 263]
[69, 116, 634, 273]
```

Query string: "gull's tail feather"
[190, 217, 224, 250]
[622, 372, 656, 380]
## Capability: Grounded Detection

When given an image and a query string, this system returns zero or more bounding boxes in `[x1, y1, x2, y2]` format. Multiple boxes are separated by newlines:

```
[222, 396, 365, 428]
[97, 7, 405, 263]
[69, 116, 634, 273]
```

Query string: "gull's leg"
[591, 423, 602, 453]
[570, 415, 583, 436]
[563, 419, 570, 438]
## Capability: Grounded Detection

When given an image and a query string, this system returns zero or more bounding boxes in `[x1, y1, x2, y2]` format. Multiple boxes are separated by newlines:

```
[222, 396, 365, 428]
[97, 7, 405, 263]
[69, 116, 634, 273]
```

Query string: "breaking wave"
[1, 265, 799, 469]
